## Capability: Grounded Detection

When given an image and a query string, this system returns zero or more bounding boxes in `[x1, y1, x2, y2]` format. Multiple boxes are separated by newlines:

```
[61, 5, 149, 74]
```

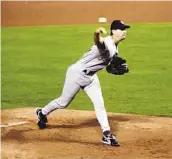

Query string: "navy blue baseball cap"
[110, 20, 130, 30]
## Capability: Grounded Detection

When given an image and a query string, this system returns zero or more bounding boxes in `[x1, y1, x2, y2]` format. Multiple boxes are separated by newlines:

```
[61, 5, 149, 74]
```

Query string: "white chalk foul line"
[0, 121, 29, 128]
[1, 125, 8, 128]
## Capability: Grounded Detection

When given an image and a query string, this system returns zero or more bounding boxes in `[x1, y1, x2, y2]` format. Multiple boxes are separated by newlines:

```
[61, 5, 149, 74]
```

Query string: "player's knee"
[60, 102, 69, 108]
[55, 98, 69, 109]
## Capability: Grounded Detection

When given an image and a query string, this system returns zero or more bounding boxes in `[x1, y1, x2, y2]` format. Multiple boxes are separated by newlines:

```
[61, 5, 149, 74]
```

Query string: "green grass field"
[2, 23, 172, 117]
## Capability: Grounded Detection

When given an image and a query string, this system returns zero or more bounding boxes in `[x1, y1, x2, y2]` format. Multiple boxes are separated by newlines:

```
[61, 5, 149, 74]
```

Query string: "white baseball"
[98, 17, 107, 23]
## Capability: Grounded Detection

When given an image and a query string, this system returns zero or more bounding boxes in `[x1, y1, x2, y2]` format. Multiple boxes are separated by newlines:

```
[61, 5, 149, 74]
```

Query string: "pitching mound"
[1, 108, 172, 159]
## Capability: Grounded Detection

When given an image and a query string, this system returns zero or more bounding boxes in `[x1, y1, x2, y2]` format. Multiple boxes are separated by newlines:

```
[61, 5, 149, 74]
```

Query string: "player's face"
[116, 29, 127, 40]
[112, 29, 127, 42]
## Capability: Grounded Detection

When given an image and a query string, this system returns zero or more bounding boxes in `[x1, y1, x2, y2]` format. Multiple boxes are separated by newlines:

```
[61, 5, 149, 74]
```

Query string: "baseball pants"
[42, 63, 110, 132]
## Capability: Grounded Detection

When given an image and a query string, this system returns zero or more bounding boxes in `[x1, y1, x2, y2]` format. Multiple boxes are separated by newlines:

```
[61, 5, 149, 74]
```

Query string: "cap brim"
[124, 25, 130, 29]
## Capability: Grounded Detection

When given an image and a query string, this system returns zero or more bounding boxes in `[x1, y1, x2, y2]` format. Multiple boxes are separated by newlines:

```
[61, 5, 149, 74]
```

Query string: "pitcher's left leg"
[83, 75, 110, 132]
[83, 75, 120, 146]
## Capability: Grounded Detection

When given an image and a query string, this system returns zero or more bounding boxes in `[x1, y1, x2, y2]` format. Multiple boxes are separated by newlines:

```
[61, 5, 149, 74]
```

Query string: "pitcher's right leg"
[36, 65, 81, 129]
[36, 82, 80, 129]
[42, 81, 80, 115]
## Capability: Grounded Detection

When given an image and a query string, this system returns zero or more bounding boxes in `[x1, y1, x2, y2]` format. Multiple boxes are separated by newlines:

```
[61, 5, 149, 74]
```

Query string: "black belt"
[83, 69, 96, 76]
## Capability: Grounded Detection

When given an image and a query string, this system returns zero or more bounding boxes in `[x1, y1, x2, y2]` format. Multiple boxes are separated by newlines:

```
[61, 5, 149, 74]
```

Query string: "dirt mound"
[1, 108, 172, 159]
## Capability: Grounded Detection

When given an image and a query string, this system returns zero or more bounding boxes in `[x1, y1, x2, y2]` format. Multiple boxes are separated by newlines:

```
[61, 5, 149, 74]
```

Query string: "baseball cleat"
[102, 131, 120, 146]
[36, 108, 48, 129]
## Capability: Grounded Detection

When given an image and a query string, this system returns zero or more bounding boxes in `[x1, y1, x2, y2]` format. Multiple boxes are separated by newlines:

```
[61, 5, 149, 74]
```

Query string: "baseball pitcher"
[36, 20, 130, 146]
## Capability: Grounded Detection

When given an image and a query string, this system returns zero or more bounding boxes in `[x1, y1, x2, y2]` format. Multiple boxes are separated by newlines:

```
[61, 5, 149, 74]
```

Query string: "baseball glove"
[106, 55, 129, 75]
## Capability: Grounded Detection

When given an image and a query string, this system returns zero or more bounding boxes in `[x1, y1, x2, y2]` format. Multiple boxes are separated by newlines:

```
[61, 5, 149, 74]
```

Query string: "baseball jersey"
[77, 36, 118, 72]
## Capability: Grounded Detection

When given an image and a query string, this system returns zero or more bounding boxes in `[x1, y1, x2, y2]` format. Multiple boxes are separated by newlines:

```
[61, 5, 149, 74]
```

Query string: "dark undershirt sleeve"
[94, 32, 109, 58]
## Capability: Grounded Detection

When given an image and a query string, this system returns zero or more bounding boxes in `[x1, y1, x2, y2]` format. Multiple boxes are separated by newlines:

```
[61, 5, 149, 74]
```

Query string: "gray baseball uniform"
[42, 36, 118, 132]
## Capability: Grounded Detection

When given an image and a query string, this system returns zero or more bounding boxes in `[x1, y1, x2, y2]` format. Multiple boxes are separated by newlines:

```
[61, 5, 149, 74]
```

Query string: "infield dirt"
[1, 108, 172, 159]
